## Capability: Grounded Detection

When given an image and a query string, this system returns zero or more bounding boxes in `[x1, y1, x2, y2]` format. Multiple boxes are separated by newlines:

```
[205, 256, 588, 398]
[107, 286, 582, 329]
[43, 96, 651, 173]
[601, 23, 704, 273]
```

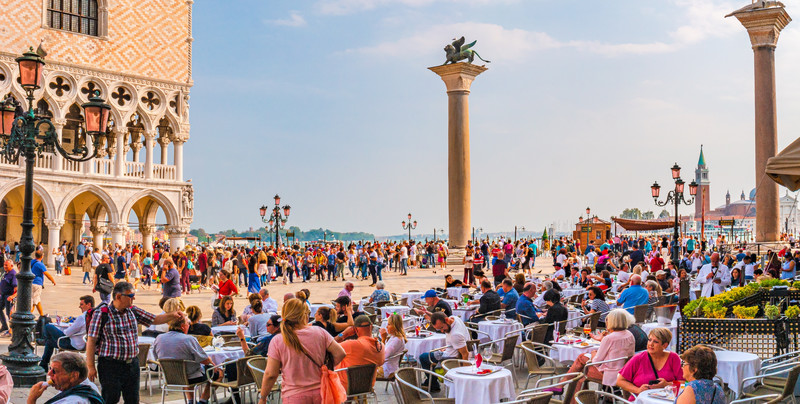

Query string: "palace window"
[47, 0, 99, 36]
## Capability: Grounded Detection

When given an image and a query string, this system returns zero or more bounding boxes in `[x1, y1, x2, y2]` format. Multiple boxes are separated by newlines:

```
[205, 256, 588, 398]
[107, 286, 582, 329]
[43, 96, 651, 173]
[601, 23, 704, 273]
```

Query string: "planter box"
[677, 317, 789, 360]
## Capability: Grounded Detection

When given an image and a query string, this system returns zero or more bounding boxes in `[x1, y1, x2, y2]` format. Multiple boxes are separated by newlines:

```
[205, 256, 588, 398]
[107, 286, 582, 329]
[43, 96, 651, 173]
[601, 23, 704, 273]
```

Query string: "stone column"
[728, 2, 791, 242]
[83, 138, 95, 174]
[429, 63, 487, 251]
[114, 130, 125, 177]
[144, 131, 155, 179]
[51, 121, 64, 171]
[166, 225, 189, 251]
[173, 139, 184, 182]
[90, 225, 107, 251]
[108, 223, 127, 248]
[139, 225, 155, 253]
[130, 142, 142, 163]
[44, 219, 64, 268]
[158, 136, 170, 165]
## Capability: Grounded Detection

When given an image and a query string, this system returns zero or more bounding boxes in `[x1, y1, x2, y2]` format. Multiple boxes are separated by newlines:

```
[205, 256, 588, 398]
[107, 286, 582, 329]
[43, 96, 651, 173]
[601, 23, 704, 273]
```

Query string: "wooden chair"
[157, 359, 206, 404]
[574, 390, 632, 404]
[394, 367, 455, 404]
[334, 363, 378, 403]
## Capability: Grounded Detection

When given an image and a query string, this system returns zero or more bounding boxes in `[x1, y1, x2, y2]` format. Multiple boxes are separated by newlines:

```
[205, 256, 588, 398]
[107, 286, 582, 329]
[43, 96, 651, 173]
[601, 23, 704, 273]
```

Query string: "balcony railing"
[0, 153, 180, 182]
[124, 161, 144, 178]
[153, 164, 176, 181]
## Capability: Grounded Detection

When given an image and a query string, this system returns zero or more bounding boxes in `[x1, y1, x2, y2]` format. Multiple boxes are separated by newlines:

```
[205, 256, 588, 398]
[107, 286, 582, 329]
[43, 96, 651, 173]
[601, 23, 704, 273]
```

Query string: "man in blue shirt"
[515, 283, 539, 326]
[77, 242, 86, 262]
[31, 250, 57, 316]
[616, 274, 649, 314]
[500, 279, 518, 316]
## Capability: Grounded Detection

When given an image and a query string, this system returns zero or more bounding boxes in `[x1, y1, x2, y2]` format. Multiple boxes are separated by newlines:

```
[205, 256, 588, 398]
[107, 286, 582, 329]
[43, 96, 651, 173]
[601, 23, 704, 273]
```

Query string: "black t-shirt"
[313, 320, 338, 337]
[337, 252, 346, 262]
[337, 311, 366, 324]
[248, 256, 257, 274]
[431, 299, 452, 317]
[188, 323, 212, 336]
[629, 250, 644, 267]
[115, 256, 126, 278]
[267, 255, 276, 266]
[96, 263, 112, 282]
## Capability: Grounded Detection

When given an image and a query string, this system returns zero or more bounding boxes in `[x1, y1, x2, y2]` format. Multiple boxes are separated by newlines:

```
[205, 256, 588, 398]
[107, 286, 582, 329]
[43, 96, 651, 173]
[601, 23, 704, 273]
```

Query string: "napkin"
[476, 353, 483, 368]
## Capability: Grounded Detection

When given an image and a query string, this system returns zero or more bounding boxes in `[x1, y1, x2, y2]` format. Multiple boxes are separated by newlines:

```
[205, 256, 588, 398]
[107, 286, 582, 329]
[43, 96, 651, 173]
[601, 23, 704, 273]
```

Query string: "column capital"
[89, 225, 107, 234]
[158, 135, 171, 146]
[139, 224, 156, 234]
[166, 225, 190, 236]
[727, 2, 791, 48]
[144, 130, 158, 140]
[43, 219, 65, 229]
[130, 142, 143, 152]
[429, 63, 488, 93]
[107, 223, 128, 233]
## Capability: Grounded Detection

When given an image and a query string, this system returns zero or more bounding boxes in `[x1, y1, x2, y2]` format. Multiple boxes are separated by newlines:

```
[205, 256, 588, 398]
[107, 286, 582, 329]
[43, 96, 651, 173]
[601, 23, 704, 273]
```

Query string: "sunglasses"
[121, 293, 135, 299]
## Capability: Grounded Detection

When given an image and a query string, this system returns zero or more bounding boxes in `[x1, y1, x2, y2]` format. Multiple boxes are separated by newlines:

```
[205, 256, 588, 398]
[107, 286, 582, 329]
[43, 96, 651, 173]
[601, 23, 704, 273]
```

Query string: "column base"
[446, 248, 466, 269]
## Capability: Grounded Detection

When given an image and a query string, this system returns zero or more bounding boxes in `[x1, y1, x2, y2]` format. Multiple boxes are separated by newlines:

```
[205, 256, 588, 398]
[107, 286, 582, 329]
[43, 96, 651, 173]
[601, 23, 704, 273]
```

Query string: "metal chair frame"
[574, 389, 632, 404]
[334, 363, 378, 404]
[156, 358, 206, 404]
[393, 367, 454, 404]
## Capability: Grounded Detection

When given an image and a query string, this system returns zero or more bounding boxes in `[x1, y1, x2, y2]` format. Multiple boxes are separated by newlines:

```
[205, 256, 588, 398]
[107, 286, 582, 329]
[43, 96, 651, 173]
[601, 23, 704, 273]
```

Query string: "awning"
[612, 217, 676, 231]
[766, 136, 800, 191]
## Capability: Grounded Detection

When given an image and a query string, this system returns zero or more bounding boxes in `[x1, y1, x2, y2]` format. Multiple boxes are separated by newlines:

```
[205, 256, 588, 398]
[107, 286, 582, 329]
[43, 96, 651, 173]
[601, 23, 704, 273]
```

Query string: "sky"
[185, 0, 800, 238]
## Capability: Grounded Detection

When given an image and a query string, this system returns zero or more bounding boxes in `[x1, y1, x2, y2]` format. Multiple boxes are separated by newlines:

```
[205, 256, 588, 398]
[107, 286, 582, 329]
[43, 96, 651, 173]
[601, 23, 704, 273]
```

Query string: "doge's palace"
[0, 0, 194, 266]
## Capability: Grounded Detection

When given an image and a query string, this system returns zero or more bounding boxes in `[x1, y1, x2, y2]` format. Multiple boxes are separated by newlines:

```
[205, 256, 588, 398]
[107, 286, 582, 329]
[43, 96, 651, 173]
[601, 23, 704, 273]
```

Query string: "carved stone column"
[51, 121, 65, 171]
[113, 130, 125, 177]
[83, 134, 95, 174]
[158, 136, 170, 165]
[107, 223, 127, 248]
[728, 2, 791, 242]
[429, 63, 487, 252]
[89, 225, 107, 251]
[166, 225, 189, 251]
[144, 131, 156, 179]
[44, 219, 64, 268]
[173, 138, 185, 182]
[139, 225, 156, 252]
[130, 141, 142, 163]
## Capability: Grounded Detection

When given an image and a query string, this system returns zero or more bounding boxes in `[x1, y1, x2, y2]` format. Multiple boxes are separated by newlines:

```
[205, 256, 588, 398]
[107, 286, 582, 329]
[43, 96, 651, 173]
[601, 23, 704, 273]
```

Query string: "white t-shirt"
[400, 247, 408, 259]
[444, 317, 469, 358]
[744, 263, 755, 278]
[618, 271, 631, 283]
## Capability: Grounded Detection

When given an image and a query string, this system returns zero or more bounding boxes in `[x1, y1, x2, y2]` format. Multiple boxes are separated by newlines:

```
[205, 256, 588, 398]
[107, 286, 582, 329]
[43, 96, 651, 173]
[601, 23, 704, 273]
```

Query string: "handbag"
[301, 348, 346, 404]
[96, 276, 113, 294]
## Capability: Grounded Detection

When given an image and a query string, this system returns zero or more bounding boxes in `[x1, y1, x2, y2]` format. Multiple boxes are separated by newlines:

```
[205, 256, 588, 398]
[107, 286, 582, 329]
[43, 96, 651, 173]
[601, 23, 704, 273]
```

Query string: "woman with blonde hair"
[377, 313, 407, 378]
[129, 253, 141, 289]
[259, 298, 346, 404]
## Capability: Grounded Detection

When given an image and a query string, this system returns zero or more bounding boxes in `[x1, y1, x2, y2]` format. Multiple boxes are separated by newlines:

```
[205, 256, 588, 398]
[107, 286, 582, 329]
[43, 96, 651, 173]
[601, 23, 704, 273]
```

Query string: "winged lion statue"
[442, 36, 491, 65]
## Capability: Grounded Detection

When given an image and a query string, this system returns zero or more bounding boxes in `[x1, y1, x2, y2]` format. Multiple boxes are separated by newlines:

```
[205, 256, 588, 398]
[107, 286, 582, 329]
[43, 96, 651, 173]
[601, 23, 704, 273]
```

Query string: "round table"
[715, 350, 761, 396]
[478, 319, 522, 343]
[138, 336, 156, 345]
[447, 287, 471, 299]
[309, 303, 334, 317]
[562, 288, 586, 299]
[567, 309, 582, 329]
[405, 333, 446, 361]
[549, 342, 597, 363]
[381, 316, 416, 330]
[210, 325, 250, 336]
[444, 366, 515, 404]
[401, 292, 425, 304]
[452, 307, 477, 322]
[634, 388, 677, 404]
[640, 322, 678, 351]
[442, 299, 459, 308]
[203, 346, 246, 364]
[379, 305, 410, 319]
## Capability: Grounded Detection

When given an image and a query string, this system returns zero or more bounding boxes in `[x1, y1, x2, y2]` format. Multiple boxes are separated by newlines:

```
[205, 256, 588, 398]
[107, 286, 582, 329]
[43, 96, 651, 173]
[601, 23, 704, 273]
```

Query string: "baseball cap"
[656, 270, 666, 276]
[353, 315, 371, 328]
[423, 290, 438, 298]
[554, 262, 562, 267]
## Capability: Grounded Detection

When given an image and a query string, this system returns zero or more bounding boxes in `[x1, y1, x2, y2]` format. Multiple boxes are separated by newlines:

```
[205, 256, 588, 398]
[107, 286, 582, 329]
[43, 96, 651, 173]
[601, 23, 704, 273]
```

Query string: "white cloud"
[316, 0, 517, 16]
[344, 0, 748, 60]
[266, 11, 307, 27]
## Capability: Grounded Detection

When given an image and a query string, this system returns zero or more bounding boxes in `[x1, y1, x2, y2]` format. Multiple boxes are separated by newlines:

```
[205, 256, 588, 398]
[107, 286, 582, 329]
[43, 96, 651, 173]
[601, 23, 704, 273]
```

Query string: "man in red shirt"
[649, 252, 665, 274]
[197, 247, 208, 285]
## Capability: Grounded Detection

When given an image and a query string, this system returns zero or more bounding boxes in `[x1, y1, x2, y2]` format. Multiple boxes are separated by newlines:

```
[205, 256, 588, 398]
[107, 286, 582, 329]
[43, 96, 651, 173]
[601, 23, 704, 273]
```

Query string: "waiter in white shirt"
[698, 252, 730, 297]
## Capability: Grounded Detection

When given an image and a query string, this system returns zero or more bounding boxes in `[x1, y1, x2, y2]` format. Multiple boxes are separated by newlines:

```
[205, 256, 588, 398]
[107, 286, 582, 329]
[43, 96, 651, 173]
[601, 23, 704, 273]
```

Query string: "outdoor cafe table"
[452, 306, 478, 322]
[566, 308, 582, 329]
[444, 366, 515, 404]
[715, 350, 761, 396]
[634, 388, 678, 404]
[478, 319, 523, 344]
[549, 341, 597, 363]
[447, 287, 471, 299]
[562, 288, 586, 299]
[405, 332, 446, 362]
[309, 303, 334, 317]
[381, 316, 416, 330]
[211, 325, 250, 336]
[379, 305, 410, 319]
[401, 291, 425, 304]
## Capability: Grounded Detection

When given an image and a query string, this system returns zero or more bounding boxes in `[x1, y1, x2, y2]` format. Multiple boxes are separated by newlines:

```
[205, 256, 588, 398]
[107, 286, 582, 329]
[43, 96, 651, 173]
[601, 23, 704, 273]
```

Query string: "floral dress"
[675, 379, 724, 404]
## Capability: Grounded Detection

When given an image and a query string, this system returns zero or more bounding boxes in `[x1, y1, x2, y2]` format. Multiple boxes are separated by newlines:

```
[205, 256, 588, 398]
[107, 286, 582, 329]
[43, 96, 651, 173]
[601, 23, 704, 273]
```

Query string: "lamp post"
[433, 228, 444, 242]
[514, 226, 525, 243]
[0, 47, 111, 386]
[259, 194, 291, 248]
[651, 163, 698, 262]
[472, 227, 483, 245]
[402, 213, 417, 243]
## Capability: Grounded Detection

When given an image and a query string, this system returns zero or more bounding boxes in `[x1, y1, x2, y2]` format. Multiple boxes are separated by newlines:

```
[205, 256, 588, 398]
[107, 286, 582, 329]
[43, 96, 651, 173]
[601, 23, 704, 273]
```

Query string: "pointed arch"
[0, 179, 57, 220]
[57, 184, 119, 225]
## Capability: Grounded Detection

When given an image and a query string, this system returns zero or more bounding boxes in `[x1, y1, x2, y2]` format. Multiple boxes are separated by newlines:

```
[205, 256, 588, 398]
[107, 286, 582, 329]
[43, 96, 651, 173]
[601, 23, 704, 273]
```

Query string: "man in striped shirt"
[85, 281, 184, 404]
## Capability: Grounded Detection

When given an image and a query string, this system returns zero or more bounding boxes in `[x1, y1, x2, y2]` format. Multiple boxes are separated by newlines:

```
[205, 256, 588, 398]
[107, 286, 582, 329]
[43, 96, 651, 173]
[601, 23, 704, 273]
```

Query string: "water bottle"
[500, 311, 506, 322]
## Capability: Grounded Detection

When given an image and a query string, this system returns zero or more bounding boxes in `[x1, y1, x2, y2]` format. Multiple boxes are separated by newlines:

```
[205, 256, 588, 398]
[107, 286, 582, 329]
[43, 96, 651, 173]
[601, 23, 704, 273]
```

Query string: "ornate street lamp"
[472, 226, 483, 245]
[402, 213, 417, 243]
[433, 228, 444, 242]
[260, 194, 290, 248]
[514, 225, 525, 242]
[0, 47, 110, 386]
[652, 165, 698, 262]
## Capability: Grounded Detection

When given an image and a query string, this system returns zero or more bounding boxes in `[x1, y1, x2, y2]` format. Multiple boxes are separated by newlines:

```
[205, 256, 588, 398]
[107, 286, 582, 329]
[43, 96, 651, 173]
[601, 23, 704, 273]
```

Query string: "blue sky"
[185, 0, 800, 237]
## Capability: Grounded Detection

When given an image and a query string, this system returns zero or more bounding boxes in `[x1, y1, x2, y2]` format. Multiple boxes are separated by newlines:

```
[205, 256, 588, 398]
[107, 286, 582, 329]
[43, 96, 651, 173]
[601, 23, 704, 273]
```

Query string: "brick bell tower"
[695, 145, 711, 217]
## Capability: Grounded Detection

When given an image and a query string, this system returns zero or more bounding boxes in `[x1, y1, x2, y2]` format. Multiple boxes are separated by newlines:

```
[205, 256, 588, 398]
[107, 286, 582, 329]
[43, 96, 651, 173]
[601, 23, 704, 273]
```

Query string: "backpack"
[84, 303, 110, 339]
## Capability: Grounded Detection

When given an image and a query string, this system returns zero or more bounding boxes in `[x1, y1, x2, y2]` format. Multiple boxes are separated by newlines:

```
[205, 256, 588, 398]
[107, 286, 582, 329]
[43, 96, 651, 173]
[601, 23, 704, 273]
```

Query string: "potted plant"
[764, 304, 781, 320]
[786, 306, 800, 320]
[732, 305, 758, 319]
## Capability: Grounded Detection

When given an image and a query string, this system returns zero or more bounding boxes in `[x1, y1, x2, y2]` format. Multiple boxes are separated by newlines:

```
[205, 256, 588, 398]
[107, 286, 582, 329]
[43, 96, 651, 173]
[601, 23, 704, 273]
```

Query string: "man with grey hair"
[259, 287, 278, 313]
[28, 351, 102, 404]
[338, 281, 354, 299]
[616, 274, 649, 313]
[534, 281, 554, 309]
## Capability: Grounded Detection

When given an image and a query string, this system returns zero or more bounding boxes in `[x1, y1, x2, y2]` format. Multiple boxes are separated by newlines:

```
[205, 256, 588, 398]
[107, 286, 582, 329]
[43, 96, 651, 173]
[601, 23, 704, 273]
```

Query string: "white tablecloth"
[203, 346, 246, 364]
[442, 299, 459, 308]
[478, 320, 522, 344]
[138, 336, 156, 345]
[549, 343, 596, 363]
[309, 303, 334, 317]
[634, 388, 677, 404]
[357, 298, 371, 313]
[380, 305, 410, 319]
[452, 307, 477, 322]
[444, 366, 515, 404]
[715, 350, 761, 396]
[567, 309, 582, 329]
[562, 288, 586, 299]
[447, 287, 471, 299]
[640, 322, 677, 351]
[381, 316, 416, 330]
[401, 292, 425, 304]
[210, 325, 250, 336]
[405, 333, 446, 360]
